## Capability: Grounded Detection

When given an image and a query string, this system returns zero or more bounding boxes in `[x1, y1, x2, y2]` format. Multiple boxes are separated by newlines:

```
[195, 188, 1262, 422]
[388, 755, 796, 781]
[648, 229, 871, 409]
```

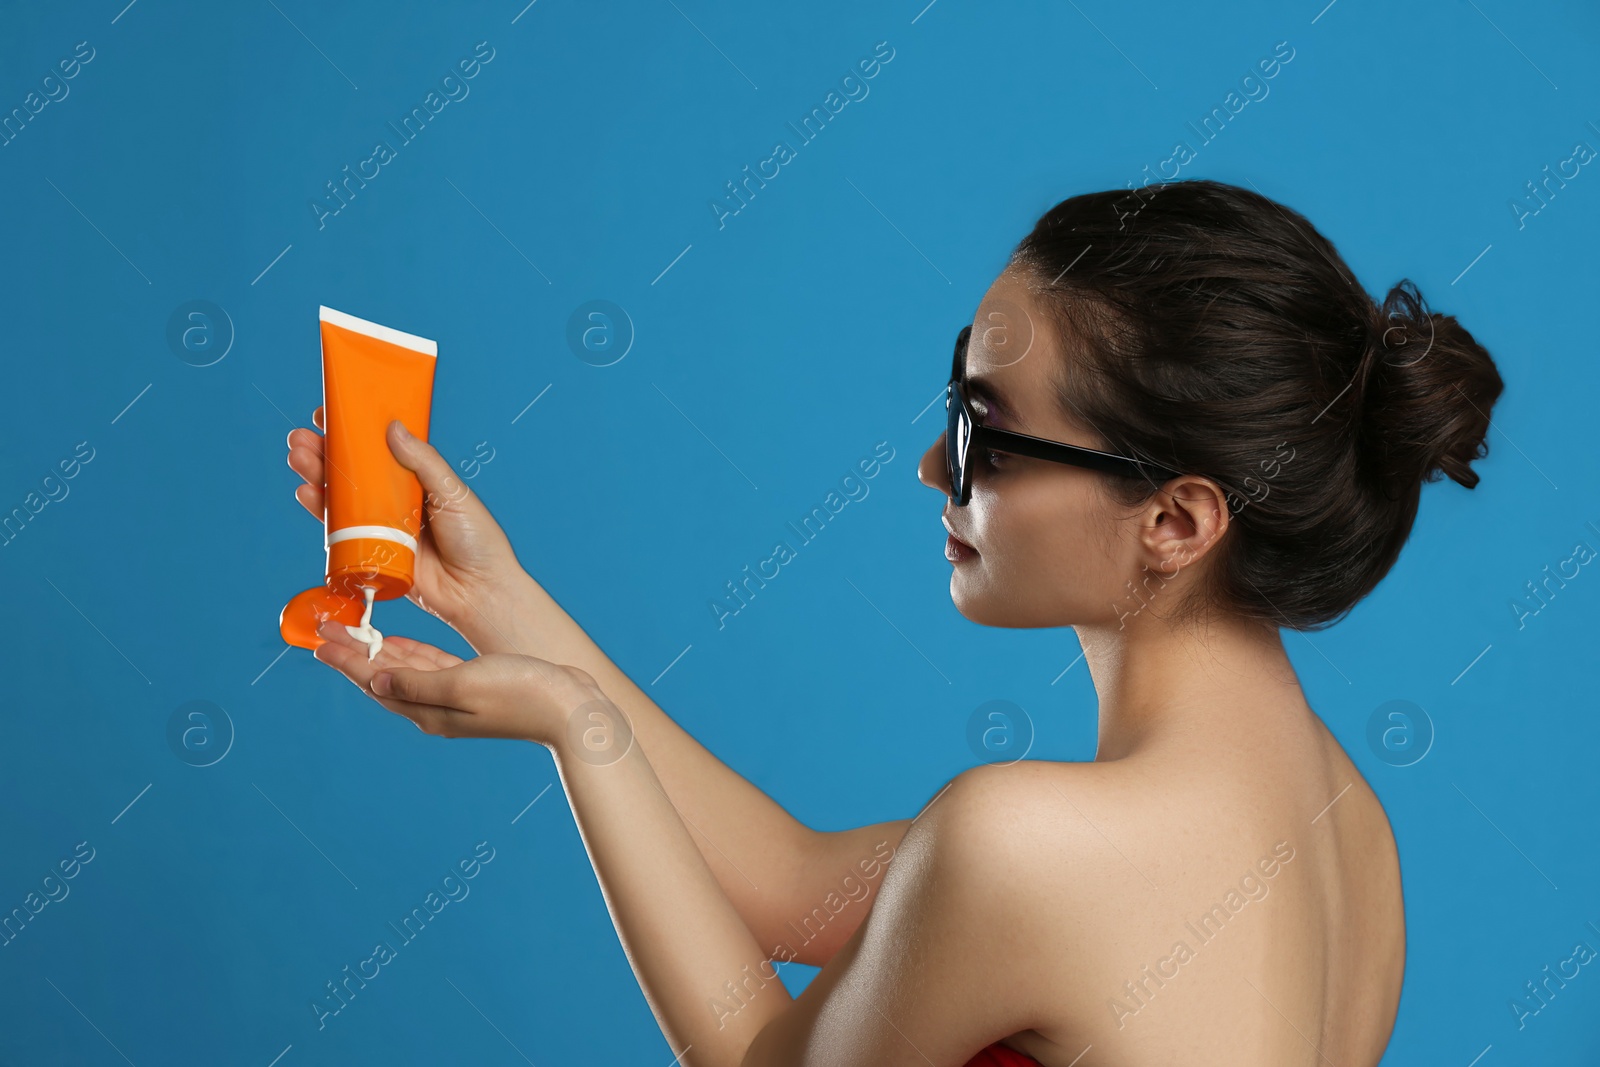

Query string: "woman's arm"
[543, 698, 1045, 1067]
[314, 637, 793, 1063]
[741, 766, 1052, 1065]
[485, 567, 913, 965]
[549, 685, 792, 1064]
[312, 636, 1049, 1066]
[290, 413, 907, 961]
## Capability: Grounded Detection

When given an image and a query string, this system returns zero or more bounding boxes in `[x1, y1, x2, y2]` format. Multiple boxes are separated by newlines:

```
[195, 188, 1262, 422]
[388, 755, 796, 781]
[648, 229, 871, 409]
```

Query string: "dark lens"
[947, 384, 970, 504]
[947, 326, 973, 505]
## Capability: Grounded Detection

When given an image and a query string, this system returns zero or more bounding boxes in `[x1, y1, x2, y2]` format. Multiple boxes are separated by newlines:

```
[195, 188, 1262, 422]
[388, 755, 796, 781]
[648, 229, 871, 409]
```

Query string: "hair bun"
[1009, 180, 1510, 629]
[1375, 280, 1432, 366]
[1354, 279, 1505, 495]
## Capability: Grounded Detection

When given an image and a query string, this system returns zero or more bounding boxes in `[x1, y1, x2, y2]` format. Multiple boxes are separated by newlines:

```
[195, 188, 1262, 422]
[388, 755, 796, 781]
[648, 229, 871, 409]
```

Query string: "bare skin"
[900, 269, 1407, 1063]
[286, 266, 1403, 1065]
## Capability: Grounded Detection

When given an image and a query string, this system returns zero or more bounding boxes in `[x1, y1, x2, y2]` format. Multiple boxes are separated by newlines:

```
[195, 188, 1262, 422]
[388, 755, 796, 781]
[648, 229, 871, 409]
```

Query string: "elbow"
[760, 826, 901, 967]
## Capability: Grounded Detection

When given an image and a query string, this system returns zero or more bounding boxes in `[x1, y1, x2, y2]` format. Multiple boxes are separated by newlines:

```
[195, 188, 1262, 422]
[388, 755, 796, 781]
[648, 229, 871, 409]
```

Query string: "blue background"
[2, 0, 1597, 1063]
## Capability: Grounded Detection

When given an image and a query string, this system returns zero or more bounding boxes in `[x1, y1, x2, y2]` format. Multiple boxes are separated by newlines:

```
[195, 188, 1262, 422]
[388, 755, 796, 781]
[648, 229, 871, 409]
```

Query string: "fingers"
[314, 620, 395, 664]
[371, 662, 464, 707]
[286, 424, 322, 450]
[286, 431, 322, 465]
[294, 482, 324, 521]
[312, 631, 398, 689]
[288, 418, 470, 530]
[313, 625, 465, 735]
[381, 635, 465, 670]
[315, 622, 451, 672]
[313, 405, 325, 432]
[384, 420, 475, 515]
[287, 424, 326, 521]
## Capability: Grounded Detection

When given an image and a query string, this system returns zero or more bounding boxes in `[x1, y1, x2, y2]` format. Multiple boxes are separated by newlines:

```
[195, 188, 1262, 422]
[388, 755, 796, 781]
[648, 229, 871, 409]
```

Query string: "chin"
[949, 574, 1016, 627]
[950, 576, 1068, 629]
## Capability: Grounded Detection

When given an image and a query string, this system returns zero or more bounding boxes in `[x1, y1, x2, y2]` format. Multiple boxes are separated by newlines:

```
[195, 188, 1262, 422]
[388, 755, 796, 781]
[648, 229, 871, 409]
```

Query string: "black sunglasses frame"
[945, 324, 1184, 506]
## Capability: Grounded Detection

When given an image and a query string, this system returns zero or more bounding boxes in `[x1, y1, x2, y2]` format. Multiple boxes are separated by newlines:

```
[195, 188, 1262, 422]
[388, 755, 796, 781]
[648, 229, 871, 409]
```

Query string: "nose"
[918, 431, 951, 497]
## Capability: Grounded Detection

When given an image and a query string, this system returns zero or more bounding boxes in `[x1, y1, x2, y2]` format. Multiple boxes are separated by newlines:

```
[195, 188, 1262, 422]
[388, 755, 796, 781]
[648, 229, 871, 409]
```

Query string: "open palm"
[314, 621, 599, 744]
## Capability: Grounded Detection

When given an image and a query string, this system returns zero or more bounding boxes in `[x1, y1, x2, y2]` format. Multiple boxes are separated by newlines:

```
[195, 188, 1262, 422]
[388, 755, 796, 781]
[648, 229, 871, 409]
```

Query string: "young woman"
[287, 179, 1504, 1066]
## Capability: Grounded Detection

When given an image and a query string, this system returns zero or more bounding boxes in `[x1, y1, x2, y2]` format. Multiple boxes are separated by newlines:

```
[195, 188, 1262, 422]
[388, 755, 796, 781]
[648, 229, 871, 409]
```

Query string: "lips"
[942, 511, 973, 548]
[942, 513, 976, 562]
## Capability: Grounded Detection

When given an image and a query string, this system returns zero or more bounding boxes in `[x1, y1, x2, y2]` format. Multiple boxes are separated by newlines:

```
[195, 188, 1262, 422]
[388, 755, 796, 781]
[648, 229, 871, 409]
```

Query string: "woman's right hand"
[286, 407, 528, 652]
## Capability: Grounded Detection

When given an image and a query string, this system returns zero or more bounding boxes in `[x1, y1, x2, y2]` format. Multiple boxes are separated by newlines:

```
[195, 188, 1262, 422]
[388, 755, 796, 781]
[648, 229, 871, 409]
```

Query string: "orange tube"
[279, 306, 437, 651]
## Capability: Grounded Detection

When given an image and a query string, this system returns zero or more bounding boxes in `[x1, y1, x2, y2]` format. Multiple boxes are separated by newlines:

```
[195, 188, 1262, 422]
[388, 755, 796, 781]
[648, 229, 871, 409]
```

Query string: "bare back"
[999, 703, 1405, 1067]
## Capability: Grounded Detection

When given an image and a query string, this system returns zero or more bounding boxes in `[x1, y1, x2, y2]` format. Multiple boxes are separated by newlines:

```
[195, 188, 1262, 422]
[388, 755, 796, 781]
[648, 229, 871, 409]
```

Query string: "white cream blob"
[343, 585, 384, 662]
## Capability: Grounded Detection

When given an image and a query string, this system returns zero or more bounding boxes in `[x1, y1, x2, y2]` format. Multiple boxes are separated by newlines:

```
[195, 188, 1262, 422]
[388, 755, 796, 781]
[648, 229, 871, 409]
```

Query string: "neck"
[1074, 610, 1305, 762]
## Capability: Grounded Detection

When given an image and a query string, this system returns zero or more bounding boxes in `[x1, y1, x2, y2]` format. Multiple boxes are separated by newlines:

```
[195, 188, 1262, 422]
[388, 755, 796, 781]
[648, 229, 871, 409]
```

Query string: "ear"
[1137, 476, 1230, 578]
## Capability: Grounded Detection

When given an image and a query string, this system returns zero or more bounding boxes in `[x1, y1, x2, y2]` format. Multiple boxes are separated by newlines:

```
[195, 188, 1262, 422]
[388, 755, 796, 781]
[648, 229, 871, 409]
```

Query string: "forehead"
[967, 271, 1051, 373]
[963, 273, 1057, 416]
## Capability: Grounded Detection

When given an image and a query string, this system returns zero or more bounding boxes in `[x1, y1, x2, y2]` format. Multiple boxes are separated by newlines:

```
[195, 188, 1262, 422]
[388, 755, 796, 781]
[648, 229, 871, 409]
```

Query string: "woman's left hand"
[312, 620, 601, 744]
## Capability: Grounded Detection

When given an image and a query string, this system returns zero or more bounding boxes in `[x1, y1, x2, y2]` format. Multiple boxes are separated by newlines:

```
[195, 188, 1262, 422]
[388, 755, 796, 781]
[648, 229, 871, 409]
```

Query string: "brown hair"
[1010, 178, 1505, 631]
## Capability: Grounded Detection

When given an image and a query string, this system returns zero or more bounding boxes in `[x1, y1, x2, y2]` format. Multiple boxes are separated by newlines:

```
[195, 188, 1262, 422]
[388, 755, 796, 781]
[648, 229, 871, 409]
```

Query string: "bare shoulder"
[883, 761, 1086, 903]
[905, 760, 1153, 933]
[923, 758, 1159, 861]
[916, 756, 1315, 951]
[892, 761, 1183, 1028]
[744, 763, 1121, 1061]
[914, 760, 1109, 864]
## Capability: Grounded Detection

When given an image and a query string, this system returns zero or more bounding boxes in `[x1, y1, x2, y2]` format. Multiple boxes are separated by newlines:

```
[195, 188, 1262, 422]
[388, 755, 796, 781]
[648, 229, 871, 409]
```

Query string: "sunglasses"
[945, 324, 1184, 506]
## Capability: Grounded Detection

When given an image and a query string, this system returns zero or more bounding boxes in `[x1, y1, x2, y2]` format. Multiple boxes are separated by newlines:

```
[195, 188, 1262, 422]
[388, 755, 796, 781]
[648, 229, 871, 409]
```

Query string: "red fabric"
[963, 1042, 1042, 1066]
